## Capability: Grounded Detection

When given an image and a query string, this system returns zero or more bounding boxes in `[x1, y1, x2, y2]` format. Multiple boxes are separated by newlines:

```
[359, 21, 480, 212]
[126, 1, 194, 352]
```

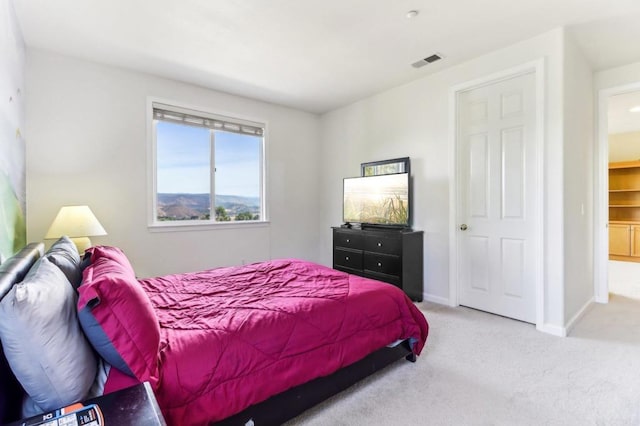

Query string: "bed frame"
[218, 340, 414, 425]
[0, 243, 416, 426]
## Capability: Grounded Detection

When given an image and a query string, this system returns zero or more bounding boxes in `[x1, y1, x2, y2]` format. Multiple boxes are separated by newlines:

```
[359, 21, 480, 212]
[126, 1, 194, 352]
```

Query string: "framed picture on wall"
[361, 157, 410, 177]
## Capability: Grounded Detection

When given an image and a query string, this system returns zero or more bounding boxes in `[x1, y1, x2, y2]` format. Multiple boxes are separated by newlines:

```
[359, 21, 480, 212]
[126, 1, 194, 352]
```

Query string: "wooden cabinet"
[332, 227, 423, 301]
[609, 223, 631, 256]
[609, 161, 640, 262]
[632, 225, 640, 257]
[609, 223, 640, 261]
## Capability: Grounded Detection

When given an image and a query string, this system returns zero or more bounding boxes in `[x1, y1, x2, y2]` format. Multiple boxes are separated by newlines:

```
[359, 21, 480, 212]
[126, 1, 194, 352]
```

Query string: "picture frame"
[361, 157, 410, 177]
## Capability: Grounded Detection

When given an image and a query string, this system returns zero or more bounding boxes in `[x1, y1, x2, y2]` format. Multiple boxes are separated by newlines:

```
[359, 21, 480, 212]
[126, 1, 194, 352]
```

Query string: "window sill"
[148, 220, 270, 233]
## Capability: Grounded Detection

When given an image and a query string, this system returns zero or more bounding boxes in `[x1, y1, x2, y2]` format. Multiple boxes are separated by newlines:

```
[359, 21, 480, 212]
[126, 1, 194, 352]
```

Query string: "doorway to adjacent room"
[601, 89, 640, 300]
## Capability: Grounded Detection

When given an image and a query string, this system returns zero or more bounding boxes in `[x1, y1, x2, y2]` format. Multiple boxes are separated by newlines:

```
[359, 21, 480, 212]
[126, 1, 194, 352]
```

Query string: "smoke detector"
[411, 53, 444, 69]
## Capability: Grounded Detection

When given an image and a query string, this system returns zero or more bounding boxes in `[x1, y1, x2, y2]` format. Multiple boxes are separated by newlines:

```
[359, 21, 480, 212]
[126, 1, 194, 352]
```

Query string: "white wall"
[609, 131, 640, 162]
[25, 49, 321, 277]
[0, 0, 26, 258]
[319, 28, 567, 330]
[562, 32, 594, 325]
[595, 61, 640, 92]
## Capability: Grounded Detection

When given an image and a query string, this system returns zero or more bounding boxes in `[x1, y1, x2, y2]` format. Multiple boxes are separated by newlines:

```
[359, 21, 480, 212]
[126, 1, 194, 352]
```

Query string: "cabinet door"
[631, 226, 640, 257]
[609, 224, 631, 256]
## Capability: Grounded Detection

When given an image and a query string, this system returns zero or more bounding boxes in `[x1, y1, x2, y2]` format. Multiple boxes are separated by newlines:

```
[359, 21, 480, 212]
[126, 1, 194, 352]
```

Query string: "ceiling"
[12, 0, 640, 114]
[609, 91, 640, 134]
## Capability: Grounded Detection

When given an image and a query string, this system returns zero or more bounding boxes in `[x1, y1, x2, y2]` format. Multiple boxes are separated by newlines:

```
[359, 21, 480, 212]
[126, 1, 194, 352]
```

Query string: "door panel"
[469, 236, 490, 292]
[632, 226, 640, 257]
[501, 238, 525, 298]
[500, 91, 524, 118]
[457, 72, 537, 323]
[469, 133, 489, 218]
[609, 224, 630, 256]
[501, 127, 525, 219]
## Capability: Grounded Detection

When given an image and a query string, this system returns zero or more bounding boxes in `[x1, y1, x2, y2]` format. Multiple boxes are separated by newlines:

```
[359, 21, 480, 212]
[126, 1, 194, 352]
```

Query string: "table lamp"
[45, 205, 107, 253]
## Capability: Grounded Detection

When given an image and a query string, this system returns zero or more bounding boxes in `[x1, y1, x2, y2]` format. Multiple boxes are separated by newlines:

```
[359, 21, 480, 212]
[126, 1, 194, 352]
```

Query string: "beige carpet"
[286, 282, 640, 425]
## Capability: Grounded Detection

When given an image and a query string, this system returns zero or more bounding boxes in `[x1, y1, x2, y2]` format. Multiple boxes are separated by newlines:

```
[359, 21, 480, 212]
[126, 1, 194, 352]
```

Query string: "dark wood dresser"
[332, 227, 423, 301]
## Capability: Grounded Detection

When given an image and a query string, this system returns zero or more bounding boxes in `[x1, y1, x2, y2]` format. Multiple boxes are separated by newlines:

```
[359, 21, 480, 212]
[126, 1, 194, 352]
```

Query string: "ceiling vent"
[411, 53, 444, 68]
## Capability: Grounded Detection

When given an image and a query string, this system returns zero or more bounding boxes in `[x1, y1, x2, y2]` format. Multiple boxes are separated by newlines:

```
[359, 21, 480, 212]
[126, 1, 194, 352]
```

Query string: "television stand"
[331, 227, 423, 301]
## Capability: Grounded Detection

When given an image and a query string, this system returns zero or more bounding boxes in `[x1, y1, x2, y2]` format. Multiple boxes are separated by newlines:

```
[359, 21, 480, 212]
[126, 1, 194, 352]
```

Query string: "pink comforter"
[137, 259, 428, 425]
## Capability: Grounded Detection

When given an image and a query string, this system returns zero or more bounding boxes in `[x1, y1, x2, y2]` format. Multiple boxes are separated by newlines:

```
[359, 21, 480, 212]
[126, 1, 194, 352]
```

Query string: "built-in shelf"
[609, 160, 640, 262]
[609, 160, 640, 169]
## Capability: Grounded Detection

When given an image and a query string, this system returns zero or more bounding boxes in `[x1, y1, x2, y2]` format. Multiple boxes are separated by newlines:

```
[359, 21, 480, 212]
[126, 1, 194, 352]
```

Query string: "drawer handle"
[377, 242, 382, 247]
[345, 256, 350, 261]
[377, 262, 382, 267]
[346, 239, 350, 243]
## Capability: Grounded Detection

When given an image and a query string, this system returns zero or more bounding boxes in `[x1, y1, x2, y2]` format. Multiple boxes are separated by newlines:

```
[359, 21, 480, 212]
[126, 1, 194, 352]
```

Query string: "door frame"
[448, 59, 545, 330]
[594, 81, 640, 303]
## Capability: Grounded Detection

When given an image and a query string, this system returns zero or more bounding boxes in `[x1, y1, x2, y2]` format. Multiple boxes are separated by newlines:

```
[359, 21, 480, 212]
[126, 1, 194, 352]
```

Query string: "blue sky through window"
[157, 121, 261, 197]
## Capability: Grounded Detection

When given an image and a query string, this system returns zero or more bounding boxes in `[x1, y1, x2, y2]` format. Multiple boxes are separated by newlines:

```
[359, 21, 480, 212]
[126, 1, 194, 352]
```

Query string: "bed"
[0, 239, 429, 425]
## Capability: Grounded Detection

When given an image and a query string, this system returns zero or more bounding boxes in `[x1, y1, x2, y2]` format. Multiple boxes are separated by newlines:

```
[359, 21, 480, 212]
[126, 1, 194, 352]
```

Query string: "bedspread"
[137, 259, 428, 425]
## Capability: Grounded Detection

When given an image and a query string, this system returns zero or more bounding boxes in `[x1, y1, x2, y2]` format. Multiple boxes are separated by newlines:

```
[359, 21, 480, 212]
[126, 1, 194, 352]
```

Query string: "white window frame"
[147, 97, 268, 231]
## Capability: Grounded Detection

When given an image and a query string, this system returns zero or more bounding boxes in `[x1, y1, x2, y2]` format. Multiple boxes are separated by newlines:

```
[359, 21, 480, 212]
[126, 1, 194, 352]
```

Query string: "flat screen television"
[343, 172, 410, 227]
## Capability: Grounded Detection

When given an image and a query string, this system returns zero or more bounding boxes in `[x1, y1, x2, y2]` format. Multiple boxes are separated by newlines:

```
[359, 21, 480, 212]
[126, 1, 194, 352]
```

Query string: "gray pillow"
[45, 236, 82, 289]
[0, 257, 97, 412]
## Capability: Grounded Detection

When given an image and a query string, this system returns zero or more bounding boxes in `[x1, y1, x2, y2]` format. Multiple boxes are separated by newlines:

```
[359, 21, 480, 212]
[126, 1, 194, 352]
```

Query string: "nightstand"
[8, 382, 166, 426]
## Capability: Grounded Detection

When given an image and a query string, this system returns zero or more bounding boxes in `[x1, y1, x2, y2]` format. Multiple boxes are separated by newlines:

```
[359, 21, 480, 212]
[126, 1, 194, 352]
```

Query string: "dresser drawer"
[364, 233, 401, 255]
[334, 248, 363, 271]
[364, 271, 401, 288]
[334, 231, 364, 250]
[364, 252, 401, 277]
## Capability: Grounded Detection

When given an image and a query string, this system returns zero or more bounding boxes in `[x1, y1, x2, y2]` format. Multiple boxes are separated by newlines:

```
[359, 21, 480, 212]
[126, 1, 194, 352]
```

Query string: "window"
[150, 102, 265, 226]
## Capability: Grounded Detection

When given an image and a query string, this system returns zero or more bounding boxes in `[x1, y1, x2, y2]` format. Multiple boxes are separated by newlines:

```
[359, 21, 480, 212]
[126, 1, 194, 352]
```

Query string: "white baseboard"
[537, 323, 566, 337]
[565, 297, 595, 336]
[422, 293, 593, 338]
[423, 293, 450, 305]
[536, 297, 595, 337]
[594, 294, 608, 304]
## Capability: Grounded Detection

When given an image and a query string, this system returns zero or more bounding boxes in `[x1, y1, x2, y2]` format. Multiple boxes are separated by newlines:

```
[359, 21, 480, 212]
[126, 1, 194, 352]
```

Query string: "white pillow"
[0, 257, 98, 411]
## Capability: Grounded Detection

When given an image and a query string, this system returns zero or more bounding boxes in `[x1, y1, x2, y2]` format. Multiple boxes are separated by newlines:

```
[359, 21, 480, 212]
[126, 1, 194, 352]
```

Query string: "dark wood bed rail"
[215, 340, 415, 426]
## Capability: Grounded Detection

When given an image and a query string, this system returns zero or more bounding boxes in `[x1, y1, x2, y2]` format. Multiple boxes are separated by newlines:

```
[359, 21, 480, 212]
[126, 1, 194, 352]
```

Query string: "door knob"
[460, 224, 468, 231]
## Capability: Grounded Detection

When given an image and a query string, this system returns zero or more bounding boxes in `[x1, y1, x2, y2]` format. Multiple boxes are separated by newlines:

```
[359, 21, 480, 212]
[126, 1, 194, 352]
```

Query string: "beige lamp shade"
[45, 206, 107, 253]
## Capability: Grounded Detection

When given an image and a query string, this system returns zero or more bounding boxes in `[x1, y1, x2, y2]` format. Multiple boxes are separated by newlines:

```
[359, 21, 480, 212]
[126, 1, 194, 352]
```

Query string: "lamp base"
[69, 237, 92, 255]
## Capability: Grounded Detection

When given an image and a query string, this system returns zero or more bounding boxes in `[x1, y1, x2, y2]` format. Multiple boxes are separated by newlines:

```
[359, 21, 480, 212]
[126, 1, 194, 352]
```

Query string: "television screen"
[343, 173, 409, 226]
